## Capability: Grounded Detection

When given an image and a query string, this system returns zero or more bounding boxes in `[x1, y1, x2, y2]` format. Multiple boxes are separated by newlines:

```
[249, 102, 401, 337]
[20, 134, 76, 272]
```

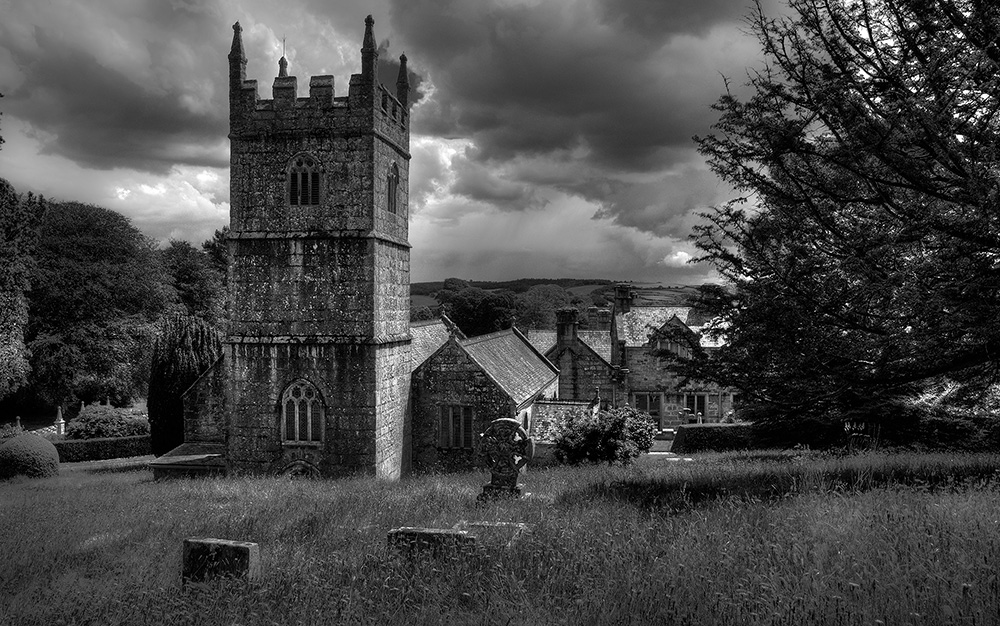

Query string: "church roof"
[615, 307, 692, 347]
[525, 329, 613, 364]
[460, 328, 558, 408]
[410, 319, 452, 369]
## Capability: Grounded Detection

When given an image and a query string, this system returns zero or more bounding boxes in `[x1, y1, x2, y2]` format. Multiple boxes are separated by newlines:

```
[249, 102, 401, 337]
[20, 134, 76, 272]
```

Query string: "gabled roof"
[410, 315, 465, 370]
[525, 329, 613, 364]
[615, 306, 692, 347]
[410, 319, 452, 369]
[460, 328, 558, 408]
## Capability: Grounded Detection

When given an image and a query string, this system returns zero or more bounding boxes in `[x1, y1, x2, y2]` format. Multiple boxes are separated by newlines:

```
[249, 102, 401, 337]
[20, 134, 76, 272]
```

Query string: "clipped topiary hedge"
[0, 433, 60, 479]
[53, 435, 151, 463]
[671, 423, 756, 454]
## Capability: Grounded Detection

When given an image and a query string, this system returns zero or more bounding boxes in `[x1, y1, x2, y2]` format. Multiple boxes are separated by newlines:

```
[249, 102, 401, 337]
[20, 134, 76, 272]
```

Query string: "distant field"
[410, 294, 438, 308]
[565, 284, 606, 296]
[4, 451, 1000, 625]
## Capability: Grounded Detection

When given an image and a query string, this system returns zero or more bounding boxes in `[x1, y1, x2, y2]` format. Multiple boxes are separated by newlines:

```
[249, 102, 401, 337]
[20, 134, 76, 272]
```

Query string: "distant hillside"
[411, 278, 613, 297]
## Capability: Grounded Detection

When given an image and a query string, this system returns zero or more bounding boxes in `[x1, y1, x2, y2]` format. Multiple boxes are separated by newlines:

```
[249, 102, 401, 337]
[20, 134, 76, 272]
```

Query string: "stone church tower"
[224, 16, 411, 478]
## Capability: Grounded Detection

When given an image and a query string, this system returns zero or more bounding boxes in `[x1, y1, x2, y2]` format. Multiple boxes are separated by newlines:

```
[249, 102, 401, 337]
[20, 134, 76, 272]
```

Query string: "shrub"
[66, 404, 149, 440]
[0, 423, 25, 444]
[671, 423, 756, 454]
[554, 405, 656, 466]
[0, 432, 59, 479]
[53, 435, 151, 462]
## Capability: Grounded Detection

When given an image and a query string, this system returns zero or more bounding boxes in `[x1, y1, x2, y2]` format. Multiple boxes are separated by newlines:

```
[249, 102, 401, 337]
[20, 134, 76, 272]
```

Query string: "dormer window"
[289, 155, 320, 206]
[387, 162, 399, 214]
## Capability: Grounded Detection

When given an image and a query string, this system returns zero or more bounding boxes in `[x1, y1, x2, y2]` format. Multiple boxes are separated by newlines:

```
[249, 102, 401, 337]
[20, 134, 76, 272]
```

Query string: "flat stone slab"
[182, 537, 260, 585]
[452, 521, 530, 549]
[387, 527, 476, 557]
[150, 443, 226, 479]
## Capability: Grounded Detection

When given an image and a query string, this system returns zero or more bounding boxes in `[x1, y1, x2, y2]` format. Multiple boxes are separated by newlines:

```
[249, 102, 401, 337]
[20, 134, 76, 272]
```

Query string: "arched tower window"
[289, 154, 321, 206]
[387, 162, 399, 214]
[281, 379, 325, 443]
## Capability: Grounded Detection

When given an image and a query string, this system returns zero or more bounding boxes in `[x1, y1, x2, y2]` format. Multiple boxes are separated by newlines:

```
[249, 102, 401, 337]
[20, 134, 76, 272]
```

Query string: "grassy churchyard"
[3, 451, 1000, 625]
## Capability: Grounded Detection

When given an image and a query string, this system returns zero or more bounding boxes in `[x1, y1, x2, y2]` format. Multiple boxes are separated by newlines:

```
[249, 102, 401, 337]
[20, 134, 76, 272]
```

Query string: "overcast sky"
[0, 0, 780, 283]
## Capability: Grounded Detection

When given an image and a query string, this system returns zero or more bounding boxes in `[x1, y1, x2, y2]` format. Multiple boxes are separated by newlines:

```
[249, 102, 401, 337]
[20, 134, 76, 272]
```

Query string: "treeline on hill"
[411, 277, 614, 337]
[0, 178, 229, 425]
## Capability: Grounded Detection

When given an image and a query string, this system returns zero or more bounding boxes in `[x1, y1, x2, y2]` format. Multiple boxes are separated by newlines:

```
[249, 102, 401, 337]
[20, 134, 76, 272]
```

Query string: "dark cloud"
[383, 0, 771, 242]
[390, 0, 761, 196]
[2, 16, 228, 173]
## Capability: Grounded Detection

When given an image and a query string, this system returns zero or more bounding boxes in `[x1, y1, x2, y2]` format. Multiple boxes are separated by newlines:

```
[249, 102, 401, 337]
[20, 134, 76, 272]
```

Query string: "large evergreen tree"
[686, 0, 1000, 431]
[147, 315, 222, 456]
[0, 180, 43, 401]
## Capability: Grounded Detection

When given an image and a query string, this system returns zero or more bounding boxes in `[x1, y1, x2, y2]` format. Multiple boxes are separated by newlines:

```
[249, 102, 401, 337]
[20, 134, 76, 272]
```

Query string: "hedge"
[53, 435, 151, 463]
[671, 423, 755, 454]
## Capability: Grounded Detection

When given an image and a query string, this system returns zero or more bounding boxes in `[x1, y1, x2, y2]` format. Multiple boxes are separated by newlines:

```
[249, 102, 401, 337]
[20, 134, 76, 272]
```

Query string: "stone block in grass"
[387, 527, 476, 558]
[182, 538, 260, 585]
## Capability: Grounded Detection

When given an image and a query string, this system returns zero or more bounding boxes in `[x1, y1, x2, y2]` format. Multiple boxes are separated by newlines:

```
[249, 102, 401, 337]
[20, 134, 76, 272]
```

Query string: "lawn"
[3, 452, 1000, 625]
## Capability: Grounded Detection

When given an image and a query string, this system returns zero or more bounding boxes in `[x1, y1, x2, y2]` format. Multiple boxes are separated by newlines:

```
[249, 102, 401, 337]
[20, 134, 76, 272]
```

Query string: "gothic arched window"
[288, 155, 321, 206]
[387, 163, 399, 214]
[281, 379, 325, 443]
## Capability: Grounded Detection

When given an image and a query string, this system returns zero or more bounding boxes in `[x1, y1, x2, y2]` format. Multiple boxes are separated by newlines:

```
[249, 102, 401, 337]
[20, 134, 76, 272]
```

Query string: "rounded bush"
[66, 405, 150, 440]
[0, 433, 59, 480]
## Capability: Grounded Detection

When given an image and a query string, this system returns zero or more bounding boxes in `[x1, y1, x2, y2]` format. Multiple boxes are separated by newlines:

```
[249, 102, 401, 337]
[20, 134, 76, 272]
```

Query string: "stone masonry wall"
[410, 340, 514, 472]
[182, 357, 227, 444]
[548, 345, 615, 404]
[226, 342, 381, 476]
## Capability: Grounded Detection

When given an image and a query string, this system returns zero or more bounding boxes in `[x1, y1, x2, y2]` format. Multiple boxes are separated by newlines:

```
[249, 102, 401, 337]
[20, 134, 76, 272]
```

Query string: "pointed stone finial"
[396, 53, 410, 107]
[230, 22, 245, 61]
[278, 56, 288, 77]
[361, 15, 378, 83]
[363, 15, 376, 50]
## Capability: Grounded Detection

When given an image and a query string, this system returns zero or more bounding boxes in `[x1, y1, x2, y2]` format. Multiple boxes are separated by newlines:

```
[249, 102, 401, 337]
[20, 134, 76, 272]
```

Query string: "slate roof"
[461, 328, 558, 408]
[615, 307, 692, 347]
[525, 329, 613, 364]
[410, 319, 453, 369]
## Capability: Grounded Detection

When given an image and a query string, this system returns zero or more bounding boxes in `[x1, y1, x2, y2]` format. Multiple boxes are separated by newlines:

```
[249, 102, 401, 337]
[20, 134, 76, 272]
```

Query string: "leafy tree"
[514, 284, 571, 330]
[147, 315, 222, 456]
[441, 286, 517, 337]
[0, 179, 43, 401]
[202, 226, 230, 279]
[554, 405, 656, 466]
[687, 0, 1000, 435]
[26, 202, 169, 406]
[161, 239, 224, 322]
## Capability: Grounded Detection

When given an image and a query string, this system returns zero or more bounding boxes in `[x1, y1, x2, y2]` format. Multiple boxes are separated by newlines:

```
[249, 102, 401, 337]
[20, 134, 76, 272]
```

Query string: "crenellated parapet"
[227, 18, 409, 152]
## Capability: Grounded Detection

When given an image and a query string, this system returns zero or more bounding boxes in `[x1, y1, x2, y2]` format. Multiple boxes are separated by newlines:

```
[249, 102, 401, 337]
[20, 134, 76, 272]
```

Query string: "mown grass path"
[2, 452, 999, 625]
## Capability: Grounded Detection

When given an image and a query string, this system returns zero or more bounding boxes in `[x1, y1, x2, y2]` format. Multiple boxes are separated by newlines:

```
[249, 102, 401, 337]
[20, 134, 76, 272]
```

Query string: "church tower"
[225, 17, 412, 478]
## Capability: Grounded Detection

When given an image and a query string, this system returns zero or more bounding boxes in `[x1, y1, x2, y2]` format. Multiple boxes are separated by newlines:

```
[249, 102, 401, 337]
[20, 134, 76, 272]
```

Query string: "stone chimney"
[556, 308, 579, 345]
[595, 308, 612, 331]
[614, 283, 634, 314]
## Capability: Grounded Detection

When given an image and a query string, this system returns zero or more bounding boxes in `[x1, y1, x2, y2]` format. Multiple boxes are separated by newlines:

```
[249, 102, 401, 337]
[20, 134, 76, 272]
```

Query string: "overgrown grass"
[3, 453, 1000, 624]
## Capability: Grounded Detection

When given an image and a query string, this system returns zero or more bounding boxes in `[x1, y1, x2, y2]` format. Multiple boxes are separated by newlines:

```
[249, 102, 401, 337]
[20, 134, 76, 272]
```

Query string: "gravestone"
[478, 418, 534, 501]
[387, 527, 476, 557]
[182, 537, 260, 585]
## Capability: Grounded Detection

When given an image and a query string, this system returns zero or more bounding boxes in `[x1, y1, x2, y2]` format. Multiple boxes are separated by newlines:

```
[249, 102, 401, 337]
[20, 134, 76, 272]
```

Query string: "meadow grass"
[2, 452, 1000, 625]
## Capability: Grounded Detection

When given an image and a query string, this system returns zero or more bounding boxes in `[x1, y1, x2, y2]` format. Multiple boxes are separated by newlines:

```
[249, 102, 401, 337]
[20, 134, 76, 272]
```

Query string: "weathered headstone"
[182, 538, 260, 585]
[387, 527, 476, 557]
[478, 418, 534, 501]
[54, 407, 65, 436]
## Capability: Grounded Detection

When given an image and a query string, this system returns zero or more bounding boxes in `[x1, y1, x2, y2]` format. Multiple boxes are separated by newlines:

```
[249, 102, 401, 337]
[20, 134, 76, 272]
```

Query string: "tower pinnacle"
[396, 54, 409, 107]
[361, 15, 378, 83]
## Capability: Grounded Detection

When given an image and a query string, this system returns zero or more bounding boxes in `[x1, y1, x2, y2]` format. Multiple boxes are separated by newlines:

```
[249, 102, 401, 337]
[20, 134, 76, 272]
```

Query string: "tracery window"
[289, 155, 321, 206]
[281, 379, 324, 443]
[387, 163, 399, 214]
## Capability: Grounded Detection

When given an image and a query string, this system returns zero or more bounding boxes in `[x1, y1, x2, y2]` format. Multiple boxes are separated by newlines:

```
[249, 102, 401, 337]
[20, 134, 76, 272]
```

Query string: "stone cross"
[478, 417, 534, 501]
